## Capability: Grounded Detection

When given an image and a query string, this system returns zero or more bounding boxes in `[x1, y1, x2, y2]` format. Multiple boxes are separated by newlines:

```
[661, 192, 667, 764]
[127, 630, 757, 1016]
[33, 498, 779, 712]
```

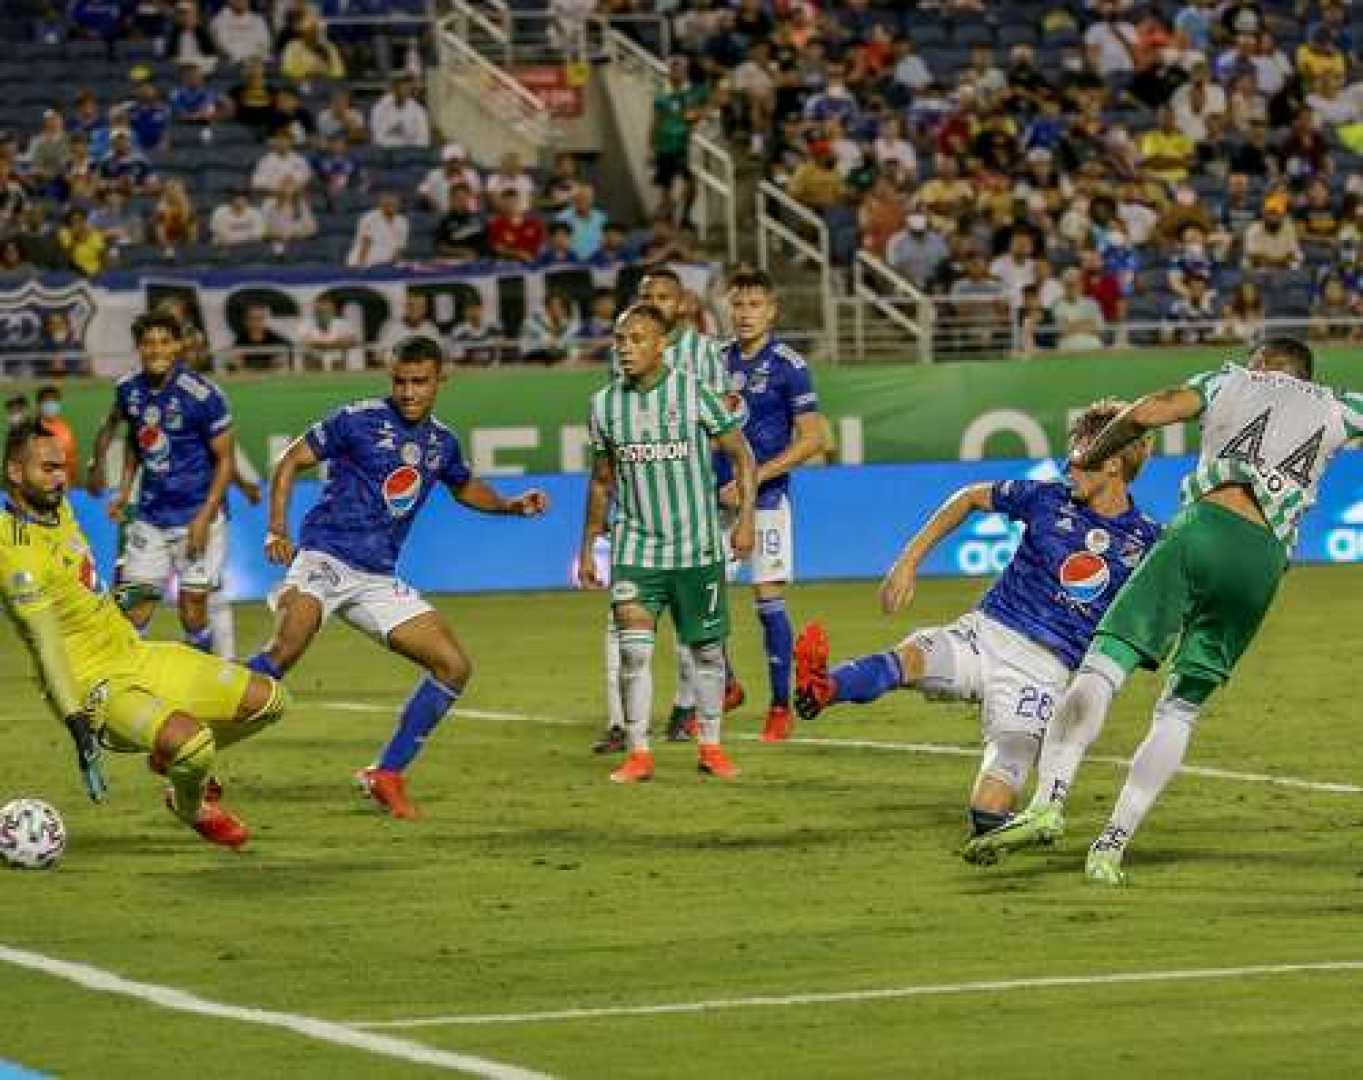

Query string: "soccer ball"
[0, 798, 67, 870]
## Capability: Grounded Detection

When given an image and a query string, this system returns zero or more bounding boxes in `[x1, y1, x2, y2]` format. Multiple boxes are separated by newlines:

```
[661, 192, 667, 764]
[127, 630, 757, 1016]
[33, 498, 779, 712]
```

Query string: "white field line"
[352, 961, 1363, 1029]
[0, 945, 552, 1080]
[316, 702, 1363, 795]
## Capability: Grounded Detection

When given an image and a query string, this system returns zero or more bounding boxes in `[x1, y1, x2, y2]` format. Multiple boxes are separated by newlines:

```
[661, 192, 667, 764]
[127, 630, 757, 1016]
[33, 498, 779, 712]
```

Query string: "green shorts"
[611, 562, 730, 645]
[1094, 501, 1287, 688]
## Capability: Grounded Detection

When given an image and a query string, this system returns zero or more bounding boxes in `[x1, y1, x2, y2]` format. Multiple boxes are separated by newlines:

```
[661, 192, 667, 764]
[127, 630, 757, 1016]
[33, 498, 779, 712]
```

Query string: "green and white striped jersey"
[610, 326, 730, 397]
[1183, 364, 1363, 551]
[589, 366, 739, 570]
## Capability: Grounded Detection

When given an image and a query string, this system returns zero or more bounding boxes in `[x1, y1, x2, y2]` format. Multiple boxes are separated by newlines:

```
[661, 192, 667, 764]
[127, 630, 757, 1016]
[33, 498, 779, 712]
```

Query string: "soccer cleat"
[697, 743, 740, 780]
[1085, 846, 1129, 886]
[610, 750, 655, 784]
[760, 705, 795, 742]
[666, 705, 698, 742]
[962, 802, 1066, 865]
[793, 622, 835, 722]
[190, 803, 250, 851]
[355, 766, 420, 820]
[591, 725, 627, 755]
[162, 776, 224, 810]
[723, 677, 746, 713]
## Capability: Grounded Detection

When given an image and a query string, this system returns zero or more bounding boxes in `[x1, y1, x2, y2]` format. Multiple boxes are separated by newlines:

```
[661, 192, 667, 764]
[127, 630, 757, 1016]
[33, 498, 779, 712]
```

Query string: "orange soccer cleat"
[610, 750, 656, 784]
[190, 803, 250, 851]
[794, 622, 836, 723]
[697, 743, 740, 780]
[355, 766, 421, 820]
[723, 677, 746, 713]
[760, 705, 795, 742]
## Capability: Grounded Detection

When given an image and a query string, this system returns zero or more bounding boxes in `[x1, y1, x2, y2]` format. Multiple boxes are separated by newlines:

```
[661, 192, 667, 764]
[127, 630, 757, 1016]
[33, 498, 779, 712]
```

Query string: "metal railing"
[436, 18, 554, 147]
[755, 180, 835, 359]
[851, 251, 934, 363]
[440, 0, 513, 68]
[604, 28, 737, 265]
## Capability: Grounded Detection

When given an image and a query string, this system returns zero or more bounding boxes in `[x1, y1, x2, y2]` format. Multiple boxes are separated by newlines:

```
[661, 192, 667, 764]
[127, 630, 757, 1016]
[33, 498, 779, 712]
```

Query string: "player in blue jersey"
[247, 336, 549, 819]
[720, 269, 828, 742]
[97, 311, 236, 653]
[793, 401, 1160, 836]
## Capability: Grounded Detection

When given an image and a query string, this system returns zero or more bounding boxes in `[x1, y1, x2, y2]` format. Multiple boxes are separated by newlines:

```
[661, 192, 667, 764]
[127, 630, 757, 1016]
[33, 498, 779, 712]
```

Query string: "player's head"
[1067, 398, 1150, 502]
[1248, 336, 1314, 381]
[4, 421, 67, 513]
[613, 303, 668, 382]
[132, 310, 182, 380]
[725, 269, 778, 348]
[637, 268, 684, 332]
[388, 335, 445, 422]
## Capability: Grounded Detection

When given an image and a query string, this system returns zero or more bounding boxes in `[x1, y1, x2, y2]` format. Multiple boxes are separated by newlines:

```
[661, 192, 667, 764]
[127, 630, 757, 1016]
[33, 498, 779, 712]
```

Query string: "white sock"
[674, 645, 697, 709]
[1031, 651, 1128, 809]
[604, 612, 624, 732]
[691, 641, 726, 744]
[1098, 690, 1199, 853]
[618, 628, 655, 752]
[208, 590, 236, 659]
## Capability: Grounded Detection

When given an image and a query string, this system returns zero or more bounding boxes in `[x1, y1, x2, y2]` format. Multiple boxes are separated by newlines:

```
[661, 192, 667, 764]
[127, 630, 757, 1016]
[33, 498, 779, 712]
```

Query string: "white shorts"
[904, 611, 1070, 742]
[275, 548, 433, 643]
[724, 495, 794, 585]
[122, 513, 227, 593]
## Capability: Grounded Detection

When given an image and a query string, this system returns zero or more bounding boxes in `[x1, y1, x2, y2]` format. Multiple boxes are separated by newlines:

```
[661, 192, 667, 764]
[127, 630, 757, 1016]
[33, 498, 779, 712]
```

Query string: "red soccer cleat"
[610, 749, 656, 784]
[760, 705, 795, 742]
[794, 622, 836, 723]
[355, 766, 421, 820]
[723, 677, 746, 713]
[190, 803, 250, 851]
[697, 743, 740, 779]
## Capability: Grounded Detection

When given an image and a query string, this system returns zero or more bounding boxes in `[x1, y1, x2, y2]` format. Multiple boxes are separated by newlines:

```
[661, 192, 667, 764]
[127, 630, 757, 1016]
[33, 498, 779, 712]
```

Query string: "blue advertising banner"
[69, 452, 1363, 601]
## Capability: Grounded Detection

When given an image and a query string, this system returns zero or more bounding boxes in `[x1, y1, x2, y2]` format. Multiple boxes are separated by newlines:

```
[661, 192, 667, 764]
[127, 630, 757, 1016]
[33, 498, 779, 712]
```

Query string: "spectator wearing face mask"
[34, 385, 80, 484]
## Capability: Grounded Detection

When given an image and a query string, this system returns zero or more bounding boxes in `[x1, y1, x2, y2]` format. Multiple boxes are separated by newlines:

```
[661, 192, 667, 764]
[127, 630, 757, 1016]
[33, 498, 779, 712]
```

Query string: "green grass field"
[2, 572, 1361, 1079]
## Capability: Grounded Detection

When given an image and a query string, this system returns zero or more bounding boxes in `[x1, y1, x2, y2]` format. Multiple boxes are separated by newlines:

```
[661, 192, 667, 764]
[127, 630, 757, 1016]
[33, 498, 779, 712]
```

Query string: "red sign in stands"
[517, 66, 586, 119]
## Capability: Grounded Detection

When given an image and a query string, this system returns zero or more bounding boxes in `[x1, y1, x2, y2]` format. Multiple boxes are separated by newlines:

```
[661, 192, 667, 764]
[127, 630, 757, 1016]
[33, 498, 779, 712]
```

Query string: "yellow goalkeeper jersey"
[0, 498, 140, 715]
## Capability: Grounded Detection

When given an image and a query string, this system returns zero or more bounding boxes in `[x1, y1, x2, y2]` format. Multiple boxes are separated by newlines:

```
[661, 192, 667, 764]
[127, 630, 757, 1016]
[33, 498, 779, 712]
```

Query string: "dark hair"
[36, 384, 60, 402]
[640, 266, 682, 288]
[4, 420, 56, 467]
[1253, 336, 1314, 379]
[1070, 397, 1149, 482]
[131, 310, 182, 344]
[392, 334, 445, 367]
[5, 394, 27, 412]
[617, 302, 668, 331]
[726, 268, 776, 294]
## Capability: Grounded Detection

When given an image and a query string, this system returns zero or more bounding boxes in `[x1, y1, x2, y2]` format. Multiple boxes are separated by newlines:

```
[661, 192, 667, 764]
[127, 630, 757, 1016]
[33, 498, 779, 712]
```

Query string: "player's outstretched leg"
[755, 589, 794, 742]
[592, 610, 627, 753]
[180, 588, 214, 653]
[1084, 682, 1205, 886]
[246, 586, 323, 679]
[794, 622, 906, 723]
[362, 612, 471, 819]
[154, 712, 250, 851]
[208, 588, 237, 659]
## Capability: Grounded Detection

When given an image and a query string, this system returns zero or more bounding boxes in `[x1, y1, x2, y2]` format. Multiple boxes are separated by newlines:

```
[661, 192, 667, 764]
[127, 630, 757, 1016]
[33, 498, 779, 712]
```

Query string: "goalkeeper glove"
[64, 712, 109, 804]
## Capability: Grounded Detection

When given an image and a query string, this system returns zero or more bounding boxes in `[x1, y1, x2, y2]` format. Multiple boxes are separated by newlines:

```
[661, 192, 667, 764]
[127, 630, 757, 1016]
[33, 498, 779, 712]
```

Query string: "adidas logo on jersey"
[618, 441, 691, 464]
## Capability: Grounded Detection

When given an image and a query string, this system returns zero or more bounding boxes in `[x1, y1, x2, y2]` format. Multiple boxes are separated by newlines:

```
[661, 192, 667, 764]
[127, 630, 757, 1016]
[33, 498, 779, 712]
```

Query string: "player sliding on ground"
[794, 401, 1160, 837]
[965, 338, 1363, 883]
[248, 336, 549, 819]
[578, 303, 757, 783]
[0, 422, 289, 850]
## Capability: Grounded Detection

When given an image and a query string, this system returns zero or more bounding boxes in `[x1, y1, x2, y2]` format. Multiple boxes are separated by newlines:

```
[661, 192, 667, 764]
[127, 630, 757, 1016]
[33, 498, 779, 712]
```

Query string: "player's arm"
[577, 450, 615, 589]
[715, 427, 757, 561]
[880, 483, 994, 615]
[450, 476, 550, 517]
[187, 428, 235, 558]
[110, 437, 141, 523]
[755, 411, 828, 487]
[85, 401, 124, 494]
[232, 443, 262, 505]
[0, 558, 108, 802]
[264, 435, 320, 565]
[1073, 386, 1203, 470]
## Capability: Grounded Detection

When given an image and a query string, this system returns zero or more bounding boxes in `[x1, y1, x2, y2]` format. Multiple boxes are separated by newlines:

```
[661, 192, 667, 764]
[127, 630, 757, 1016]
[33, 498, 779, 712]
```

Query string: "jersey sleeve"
[0, 542, 82, 717]
[697, 383, 741, 438]
[440, 434, 472, 489]
[989, 478, 1047, 522]
[202, 383, 233, 436]
[1184, 365, 1233, 410]
[587, 397, 610, 455]
[782, 355, 820, 416]
[305, 407, 351, 462]
[1337, 390, 1363, 440]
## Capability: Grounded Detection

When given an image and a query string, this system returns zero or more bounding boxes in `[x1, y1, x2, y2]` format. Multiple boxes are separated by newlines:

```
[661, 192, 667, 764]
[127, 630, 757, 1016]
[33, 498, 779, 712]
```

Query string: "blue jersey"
[115, 365, 231, 528]
[979, 480, 1161, 670]
[299, 398, 471, 575]
[721, 337, 819, 507]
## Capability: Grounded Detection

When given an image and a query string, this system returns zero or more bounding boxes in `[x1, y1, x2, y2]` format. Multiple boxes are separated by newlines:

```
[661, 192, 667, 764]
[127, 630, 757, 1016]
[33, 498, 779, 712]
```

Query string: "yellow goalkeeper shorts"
[94, 642, 252, 754]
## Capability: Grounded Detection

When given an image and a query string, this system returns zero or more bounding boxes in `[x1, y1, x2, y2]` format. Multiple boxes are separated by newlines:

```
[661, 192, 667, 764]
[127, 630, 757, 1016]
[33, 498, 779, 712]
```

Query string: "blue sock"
[756, 597, 793, 707]
[246, 652, 283, 679]
[378, 675, 461, 773]
[830, 651, 904, 704]
[185, 626, 213, 653]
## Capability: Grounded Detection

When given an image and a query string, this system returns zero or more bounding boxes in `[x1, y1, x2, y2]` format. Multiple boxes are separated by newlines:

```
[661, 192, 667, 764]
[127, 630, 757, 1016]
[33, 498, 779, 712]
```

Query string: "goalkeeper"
[0, 422, 288, 850]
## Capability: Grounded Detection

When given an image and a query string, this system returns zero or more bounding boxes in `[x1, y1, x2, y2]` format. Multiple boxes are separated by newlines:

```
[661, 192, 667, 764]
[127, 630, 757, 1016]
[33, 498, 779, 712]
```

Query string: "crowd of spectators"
[650, 0, 1363, 350]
